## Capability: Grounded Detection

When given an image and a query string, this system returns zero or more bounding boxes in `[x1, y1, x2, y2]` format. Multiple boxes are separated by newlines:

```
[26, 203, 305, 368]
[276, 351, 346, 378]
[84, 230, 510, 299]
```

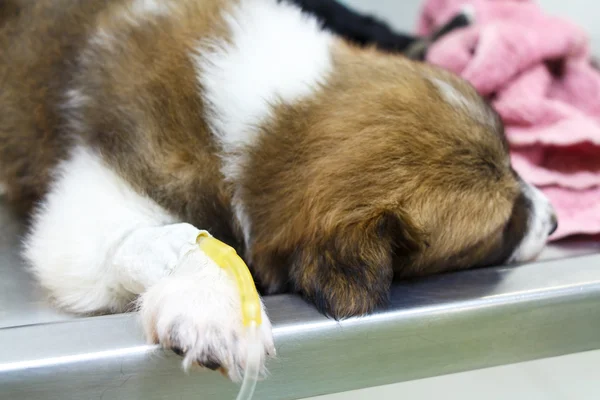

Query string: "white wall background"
[340, 0, 600, 55]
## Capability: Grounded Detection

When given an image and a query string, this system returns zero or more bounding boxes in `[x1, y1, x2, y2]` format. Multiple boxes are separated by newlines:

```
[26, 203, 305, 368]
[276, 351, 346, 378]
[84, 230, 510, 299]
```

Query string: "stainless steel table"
[1, 200, 599, 400]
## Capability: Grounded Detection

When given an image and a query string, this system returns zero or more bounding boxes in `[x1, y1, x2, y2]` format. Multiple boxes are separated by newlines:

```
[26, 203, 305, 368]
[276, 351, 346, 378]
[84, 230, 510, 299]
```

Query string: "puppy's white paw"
[139, 249, 275, 381]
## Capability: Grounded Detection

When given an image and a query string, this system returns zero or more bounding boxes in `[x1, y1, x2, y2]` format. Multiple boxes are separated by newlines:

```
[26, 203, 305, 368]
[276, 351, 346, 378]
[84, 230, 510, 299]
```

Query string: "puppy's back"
[0, 0, 230, 216]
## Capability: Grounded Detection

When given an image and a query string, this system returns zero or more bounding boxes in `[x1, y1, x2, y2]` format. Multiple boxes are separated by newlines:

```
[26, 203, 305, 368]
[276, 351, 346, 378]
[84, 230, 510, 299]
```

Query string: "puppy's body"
[0, 0, 556, 378]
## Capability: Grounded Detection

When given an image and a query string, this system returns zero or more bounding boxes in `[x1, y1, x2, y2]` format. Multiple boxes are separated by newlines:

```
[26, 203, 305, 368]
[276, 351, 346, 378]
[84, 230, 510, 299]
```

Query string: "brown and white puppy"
[0, 0, 556, 379]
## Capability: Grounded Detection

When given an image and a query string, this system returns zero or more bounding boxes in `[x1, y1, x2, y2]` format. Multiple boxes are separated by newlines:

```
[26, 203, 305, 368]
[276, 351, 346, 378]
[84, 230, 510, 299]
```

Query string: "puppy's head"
[245, 44, 556, 319]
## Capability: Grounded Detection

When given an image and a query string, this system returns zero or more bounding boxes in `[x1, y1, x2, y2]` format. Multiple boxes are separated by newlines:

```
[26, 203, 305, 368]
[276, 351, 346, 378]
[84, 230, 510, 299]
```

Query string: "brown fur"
[0, 0, 107, 215]
[0, 0, 242, 244]
[244, 44, 524, 316]
[0, 0, 528, 319]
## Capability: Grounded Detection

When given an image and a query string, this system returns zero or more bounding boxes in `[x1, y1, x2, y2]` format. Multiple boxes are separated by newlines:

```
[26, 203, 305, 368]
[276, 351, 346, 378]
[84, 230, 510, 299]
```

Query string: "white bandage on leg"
[112, 223, 211, 295]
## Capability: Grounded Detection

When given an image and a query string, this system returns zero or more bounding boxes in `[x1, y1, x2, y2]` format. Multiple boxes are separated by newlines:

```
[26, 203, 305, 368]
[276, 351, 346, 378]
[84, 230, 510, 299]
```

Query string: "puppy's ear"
[290, 207, 425, 319]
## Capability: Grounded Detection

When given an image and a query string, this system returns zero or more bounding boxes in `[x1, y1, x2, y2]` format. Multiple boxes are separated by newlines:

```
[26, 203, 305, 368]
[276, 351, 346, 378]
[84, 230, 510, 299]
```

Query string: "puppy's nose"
[549, 214, 558, 236]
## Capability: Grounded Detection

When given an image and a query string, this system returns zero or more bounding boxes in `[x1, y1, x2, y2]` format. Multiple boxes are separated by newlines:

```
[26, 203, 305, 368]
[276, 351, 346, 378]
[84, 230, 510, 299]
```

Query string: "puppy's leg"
[24, 146, 274, 380]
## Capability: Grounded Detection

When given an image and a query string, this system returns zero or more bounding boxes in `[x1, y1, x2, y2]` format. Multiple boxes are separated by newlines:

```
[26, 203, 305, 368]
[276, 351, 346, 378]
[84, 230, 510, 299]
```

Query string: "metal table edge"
[1, 252, 600, 399]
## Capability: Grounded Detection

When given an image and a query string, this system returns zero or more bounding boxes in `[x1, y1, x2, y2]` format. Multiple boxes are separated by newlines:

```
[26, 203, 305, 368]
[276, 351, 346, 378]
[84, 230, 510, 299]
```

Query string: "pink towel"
[418, 0, 600, 240]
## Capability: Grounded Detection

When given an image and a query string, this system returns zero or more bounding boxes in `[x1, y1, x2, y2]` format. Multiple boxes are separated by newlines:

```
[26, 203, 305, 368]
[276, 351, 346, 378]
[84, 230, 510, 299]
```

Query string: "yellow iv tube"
[197, 233, 262, 400]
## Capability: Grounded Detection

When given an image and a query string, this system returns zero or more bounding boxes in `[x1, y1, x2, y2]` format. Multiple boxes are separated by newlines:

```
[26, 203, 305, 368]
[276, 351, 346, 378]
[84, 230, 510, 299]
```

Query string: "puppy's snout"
[549, 213, 558, 236]
[509, 182, 556, 264]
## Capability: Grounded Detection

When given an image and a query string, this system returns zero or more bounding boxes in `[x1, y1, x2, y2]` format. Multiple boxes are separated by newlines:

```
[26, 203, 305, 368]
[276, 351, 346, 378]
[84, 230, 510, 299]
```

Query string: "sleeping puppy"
[0, 0, 557, 379]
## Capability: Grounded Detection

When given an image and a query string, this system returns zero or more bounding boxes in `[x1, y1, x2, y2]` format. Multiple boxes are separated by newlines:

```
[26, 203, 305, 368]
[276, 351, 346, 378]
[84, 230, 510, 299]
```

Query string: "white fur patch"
[89, 27, 117, 50]
[63, 88, 90, 110]
[24, 146, 178, 313]
[429, 77, 498, 129]
[62, 87, 92, 134]
[431, 78, 470, 108]
[130, 0, 171, 16]
[195, 0, 333, 244]
[509, 182, 556, 263]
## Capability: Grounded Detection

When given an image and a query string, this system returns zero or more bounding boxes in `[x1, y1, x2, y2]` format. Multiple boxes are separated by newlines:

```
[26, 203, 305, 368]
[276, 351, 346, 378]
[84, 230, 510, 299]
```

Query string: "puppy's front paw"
[139, 250, 275, 381]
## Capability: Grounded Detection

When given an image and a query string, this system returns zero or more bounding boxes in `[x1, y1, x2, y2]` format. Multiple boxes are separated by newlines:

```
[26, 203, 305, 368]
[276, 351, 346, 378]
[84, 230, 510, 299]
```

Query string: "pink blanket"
[417, 0, 600, 240]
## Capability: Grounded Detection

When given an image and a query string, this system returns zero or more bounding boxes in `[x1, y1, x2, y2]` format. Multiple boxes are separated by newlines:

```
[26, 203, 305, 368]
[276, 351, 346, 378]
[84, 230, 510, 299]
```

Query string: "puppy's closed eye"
[290, 206, 425, 319]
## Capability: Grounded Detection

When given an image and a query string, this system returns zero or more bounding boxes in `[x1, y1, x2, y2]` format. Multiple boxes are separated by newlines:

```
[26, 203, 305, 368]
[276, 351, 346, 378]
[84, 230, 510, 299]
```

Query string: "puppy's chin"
[508, 182, 557, 264]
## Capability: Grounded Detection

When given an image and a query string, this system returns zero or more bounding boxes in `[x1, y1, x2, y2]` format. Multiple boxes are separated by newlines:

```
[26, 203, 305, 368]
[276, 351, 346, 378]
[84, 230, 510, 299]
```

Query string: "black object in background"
[288, 0, 471, 60]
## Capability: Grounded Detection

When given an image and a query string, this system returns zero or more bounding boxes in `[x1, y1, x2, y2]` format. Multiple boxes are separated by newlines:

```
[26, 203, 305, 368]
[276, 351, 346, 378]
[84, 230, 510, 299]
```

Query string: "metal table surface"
[1, 200, 600, 400]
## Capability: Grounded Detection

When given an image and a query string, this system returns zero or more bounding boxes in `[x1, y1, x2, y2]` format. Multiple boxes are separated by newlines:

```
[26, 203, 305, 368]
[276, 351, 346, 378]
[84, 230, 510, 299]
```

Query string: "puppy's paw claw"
[140, 268, 274, 382]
